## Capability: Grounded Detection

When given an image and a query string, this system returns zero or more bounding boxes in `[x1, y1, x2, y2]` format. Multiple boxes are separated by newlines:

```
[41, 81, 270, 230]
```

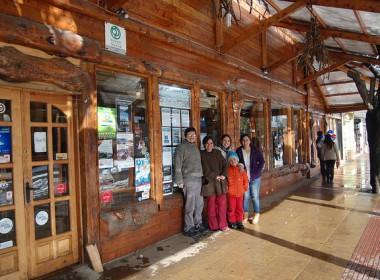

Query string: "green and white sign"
[105, 22, 126, 54]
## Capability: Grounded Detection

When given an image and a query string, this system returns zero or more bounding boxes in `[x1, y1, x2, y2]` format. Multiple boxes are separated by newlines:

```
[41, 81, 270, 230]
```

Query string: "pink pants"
[207, 194, 227, 230]
[227, 195, 244, 223]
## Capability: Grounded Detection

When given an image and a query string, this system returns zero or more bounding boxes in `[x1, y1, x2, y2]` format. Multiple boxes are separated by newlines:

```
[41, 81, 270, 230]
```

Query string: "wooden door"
[0, 88, 79, 279]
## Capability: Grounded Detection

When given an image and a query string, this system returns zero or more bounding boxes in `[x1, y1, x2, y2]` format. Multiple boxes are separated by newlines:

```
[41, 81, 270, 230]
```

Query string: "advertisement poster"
[161, 107, 171, 126]
[0, 169, 13, 206]
[98, 107, 117, 139]
[117, 103, 130, 132]
[162, 147, 172, 182]
[172, 128, 181, 146]
[159, 85, 191, 109]
[115, 132, 134, 169]
[135, 157, 151, 187]
[162, 127, 172, 146]
[171, 109, 181, 127]
[181, 110, 190, 127]
[33, 132, 47, 153]
[98, 139, 113, 169]
[163, 182, 173, 196]
[0, 127, 11, 163]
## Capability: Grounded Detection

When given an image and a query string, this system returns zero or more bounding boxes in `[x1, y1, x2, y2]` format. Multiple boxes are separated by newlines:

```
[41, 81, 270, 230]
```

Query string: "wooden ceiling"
[105, 0, 380, 112]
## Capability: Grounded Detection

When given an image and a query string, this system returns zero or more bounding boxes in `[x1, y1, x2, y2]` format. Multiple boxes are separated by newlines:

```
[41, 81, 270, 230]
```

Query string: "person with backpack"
[316, 131, 326, 182]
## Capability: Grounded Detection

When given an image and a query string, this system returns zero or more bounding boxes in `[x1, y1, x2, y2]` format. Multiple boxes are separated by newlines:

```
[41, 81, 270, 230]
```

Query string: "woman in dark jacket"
[201, 136, 228, 231]
[236, 134, 265, 224]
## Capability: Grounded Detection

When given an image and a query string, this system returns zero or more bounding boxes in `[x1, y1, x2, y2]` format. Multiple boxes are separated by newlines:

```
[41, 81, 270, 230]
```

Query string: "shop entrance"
[0, 88, 78, 279]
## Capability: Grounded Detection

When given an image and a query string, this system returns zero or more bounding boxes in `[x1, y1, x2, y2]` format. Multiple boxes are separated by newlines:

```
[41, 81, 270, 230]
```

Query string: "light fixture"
[115, 8, 128, 19]
[135, 80, 144, 98]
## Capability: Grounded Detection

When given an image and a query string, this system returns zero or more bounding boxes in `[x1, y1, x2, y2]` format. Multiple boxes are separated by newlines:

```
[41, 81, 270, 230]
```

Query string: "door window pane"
[54, 164, 69, 197]
[55, 201, 70, 234]
[0, 169, 13, 206]
[0, 127, 12, 163]
[34, 204, 51, 239]
[0, 100, 11, 122]
[0, 210, 16, 250]
[200, 90, 220, 148]
[31, 127, 48, 161]
[52, 106, 67, 123]
[30, 102, 47, 122]
[53, 127, 68, 160]
[272, 105, 288, 168]
[32, 165, 49, 201]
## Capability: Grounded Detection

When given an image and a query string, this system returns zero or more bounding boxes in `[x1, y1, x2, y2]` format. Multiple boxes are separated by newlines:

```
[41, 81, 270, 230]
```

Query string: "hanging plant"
[298, 12, 329, 75]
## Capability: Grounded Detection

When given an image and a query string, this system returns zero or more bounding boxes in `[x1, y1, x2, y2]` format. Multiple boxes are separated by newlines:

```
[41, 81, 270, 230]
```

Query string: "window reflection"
[272, 105, 288, 168]
[200, 89, 220, 148]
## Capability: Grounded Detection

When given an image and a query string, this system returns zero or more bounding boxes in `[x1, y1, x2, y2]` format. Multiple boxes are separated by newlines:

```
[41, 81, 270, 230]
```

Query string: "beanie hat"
[227, 151, 239, 162]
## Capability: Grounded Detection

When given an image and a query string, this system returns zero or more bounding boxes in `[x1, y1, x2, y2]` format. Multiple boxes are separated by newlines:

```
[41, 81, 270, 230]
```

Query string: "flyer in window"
[161, 107, 171, 127]
[33, 132, 47, 153]
[162, 147, 172, 182]
[117, 103, 130, 132]
[171, 109, 181, 127]
[172, 127, 181, 146]
[181, 110, 190, 127]
[98, 139, 113, 169]
[163, 182, 173, 196]
[162, 127, 172, 146]
[98, 107, 117, 139]
[115, 132, 134, 169]
[159, 85, 191, 109]
[135, 157, 151, 187]
[0, 127, 11, 163]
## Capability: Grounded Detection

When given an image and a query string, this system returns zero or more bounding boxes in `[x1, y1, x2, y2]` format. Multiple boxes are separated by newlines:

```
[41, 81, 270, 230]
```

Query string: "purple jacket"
[236, 146, 265, 180]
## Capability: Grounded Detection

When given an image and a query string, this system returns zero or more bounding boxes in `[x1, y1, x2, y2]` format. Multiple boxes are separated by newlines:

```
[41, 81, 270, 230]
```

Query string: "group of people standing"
[316, 130, 340, 184]
[174, 127, 264, 237]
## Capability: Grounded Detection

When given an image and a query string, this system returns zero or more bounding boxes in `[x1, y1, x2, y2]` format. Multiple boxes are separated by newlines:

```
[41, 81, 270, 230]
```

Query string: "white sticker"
[0, 218, 13, 234]
[33, 132, 47, 153]
[35, 211, 49, 226]
[0, 240, 13, 249]
[0, 103, 6, 114]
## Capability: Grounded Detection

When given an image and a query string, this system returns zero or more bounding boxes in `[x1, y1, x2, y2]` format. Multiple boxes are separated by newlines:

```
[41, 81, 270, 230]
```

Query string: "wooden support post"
[192, 81, 201, 147]
[261, 31, 268, 71]
[232, 91, 243, 148]
[305, 84, 312, 166]
[213, 0, 224, 51]
[220, 91, 228, 135]
[225, 93, 235, 145]
[264, 100, 271, 170]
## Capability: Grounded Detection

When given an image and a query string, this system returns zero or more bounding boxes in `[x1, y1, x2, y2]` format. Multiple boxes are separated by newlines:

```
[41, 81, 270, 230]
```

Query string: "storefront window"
[271, 105, 288, 168]
[240, 100, 266, 153]
[96, 71, 151, 209]
[159, 84, 191, 196]
[293, 110, 301, 164]
[200, 89, 220, 147]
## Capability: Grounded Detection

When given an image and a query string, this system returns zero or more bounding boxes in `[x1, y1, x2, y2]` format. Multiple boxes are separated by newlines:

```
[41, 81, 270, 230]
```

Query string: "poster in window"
[0, 169, 13, 206]
[117, 102, 130, 132]
[135, 137, 149, 158]
[172, 128, 181, 146]
[0, 127, 11, 163]
[162, 127, 172, 146]
[163, 182, 173, 196]
[171, 109, 181, 127]
[98, 107, 117, 139]
[115, 132, 134, 169]
[181, 110, 190, 127]
[161, 107, 171, 127]
[162, 147, 172, 182]
[98, 139, 113, 169]
[33, 132, 47, 153]
[159, 85, 191, 109]
[135, 157, 151, 188]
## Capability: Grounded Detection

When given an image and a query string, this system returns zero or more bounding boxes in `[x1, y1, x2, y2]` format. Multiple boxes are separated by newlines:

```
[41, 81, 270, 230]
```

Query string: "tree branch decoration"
[298, 10, 329, 75]
[218, 0, 241, 27]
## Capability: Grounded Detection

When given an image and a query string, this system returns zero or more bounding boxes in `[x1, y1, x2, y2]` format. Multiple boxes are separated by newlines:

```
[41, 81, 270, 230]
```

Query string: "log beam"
[281, 0, 380, 13]
[326, 103, 367, 113]
[325, 92, 359, 97]
[347, 70, 373, 110]
[320, 80, 353, 86]
[0, 46, 91, 93]
[261, 31, 268, 70]
[222, 0, 306, 52]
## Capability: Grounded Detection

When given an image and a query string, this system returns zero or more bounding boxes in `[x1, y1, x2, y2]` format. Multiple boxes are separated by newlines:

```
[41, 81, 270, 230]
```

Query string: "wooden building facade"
[1, 0, 374, 279]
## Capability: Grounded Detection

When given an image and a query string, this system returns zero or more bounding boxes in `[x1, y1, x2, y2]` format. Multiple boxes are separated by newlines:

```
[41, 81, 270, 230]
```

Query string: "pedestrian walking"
[316, 131, 326, 182]
[321, 133, 340, 184]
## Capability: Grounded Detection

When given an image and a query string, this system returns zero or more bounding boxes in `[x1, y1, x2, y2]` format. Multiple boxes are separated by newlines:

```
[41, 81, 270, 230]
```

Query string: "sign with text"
[105, 22, 127, 54]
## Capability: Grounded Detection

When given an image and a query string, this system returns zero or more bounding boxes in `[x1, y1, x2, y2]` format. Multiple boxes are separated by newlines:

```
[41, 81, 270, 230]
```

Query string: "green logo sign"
[110, 25, 121, 40]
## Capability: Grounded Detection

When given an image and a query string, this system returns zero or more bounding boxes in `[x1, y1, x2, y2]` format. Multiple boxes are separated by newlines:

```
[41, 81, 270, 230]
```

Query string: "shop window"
[96, 71, 151, 209]
[271, 105, 288, 168]
[293, 110, 301, 164]
[159, 84, 191, 196]
[240, 100, 266, 153]
[200, 89, 220, 147]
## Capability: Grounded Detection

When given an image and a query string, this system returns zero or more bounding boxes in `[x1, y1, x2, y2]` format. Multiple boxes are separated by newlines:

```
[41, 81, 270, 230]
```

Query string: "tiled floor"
[48, 154, 380, 280]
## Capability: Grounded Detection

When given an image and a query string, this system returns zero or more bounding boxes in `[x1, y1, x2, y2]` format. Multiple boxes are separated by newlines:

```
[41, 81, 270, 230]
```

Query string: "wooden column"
[261, 31, 268, 71]
[192, 81, 201, 147]
[78, 63, 100, 248]
[220, 91, 228, 135]
[286, 107, 292, 165]
[264, 100, 271, 171]
[305, 85, 312, 165]
[147, 75, 163, 206]
[225, 92, 235, 145]
[232, 91, 243, 148]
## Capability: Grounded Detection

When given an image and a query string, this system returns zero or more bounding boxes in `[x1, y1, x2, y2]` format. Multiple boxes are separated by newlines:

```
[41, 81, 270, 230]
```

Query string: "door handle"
[25, 182, 39, 203]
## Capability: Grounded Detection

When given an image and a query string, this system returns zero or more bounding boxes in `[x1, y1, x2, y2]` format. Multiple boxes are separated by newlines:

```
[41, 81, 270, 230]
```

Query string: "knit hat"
[227, 151, 239, 162]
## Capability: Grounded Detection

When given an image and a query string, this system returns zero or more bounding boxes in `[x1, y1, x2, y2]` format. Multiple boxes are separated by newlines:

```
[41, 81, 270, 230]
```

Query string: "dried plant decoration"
[298, 6, 329, 76]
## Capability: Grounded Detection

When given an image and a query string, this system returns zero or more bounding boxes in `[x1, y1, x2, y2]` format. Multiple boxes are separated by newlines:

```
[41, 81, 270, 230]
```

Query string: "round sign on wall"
[35, 211, 49, 226]
[0, 218, 13, 234]
[0, 103, 6, 114]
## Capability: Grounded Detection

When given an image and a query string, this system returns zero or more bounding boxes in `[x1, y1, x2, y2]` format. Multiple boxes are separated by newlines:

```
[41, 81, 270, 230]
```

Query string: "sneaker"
[184, 227, 197, 237]
[243, 212, 249, 222]
[236, 222, 245, 229]
[229, 223, 237, 229]
[195, 224, 207, 233]
[252, 214, 260, 225]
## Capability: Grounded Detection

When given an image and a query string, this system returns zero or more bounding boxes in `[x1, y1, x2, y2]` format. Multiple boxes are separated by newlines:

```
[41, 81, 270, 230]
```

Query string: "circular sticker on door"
[0, 103, 6, 114]
[35, 211, 49, 226]
[0, 218, 13, 234]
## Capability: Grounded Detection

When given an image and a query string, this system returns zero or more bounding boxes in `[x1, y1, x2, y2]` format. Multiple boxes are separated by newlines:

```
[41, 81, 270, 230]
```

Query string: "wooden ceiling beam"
[297, 60, 350, 86]
[266, 44, 304, 72]
[325, 92, 359, 97]
[222, 0, 306, 52]
[326, 103, 367, 113]
[281, 0, 380, 13]
[320, 80, 354, 86]
[331, 51, 380, 65]
[354, 10, 378, 56]
[273, 21, 380, 45]
[312, 81, 329, 109]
